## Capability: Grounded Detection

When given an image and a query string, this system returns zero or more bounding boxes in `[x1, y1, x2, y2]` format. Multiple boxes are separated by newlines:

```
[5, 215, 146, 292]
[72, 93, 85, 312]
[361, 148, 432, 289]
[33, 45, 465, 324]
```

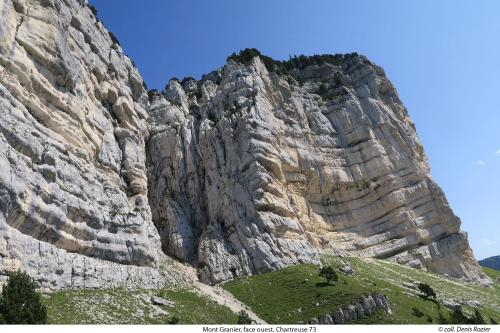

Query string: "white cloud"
[494, 150, 500, 157]
[482, 239, 494, 247]
[472, 160, 486, 166]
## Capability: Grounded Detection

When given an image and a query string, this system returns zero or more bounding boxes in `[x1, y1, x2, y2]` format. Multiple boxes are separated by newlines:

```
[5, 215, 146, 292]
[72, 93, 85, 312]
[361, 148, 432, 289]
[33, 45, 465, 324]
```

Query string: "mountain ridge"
[0, 0, 491, 291]
[479, 256, 500, 271]
[146, 49, 490, 285]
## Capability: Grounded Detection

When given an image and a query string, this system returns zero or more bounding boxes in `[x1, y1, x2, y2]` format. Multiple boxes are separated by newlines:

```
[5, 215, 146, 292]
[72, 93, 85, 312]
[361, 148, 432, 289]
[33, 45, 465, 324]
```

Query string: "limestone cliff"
[0, 0, 490, 290]
[0, 0, 181, 290]
[147, 51, 490, 285]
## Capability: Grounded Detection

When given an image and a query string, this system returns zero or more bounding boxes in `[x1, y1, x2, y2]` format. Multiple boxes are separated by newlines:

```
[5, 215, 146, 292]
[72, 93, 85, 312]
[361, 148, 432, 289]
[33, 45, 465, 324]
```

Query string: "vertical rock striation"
[0, 0, 489, 290]
[0, 0, 175, 290]
[147, 51, 490, 285]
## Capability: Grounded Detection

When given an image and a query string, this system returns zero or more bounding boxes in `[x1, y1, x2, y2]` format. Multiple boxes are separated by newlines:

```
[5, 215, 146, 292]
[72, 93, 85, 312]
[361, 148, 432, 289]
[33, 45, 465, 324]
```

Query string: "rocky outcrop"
[310, 293, 391, 324]
[0, 0, 489, 290]
[0, 0, 181, 290]
[147, 51, 489, 285]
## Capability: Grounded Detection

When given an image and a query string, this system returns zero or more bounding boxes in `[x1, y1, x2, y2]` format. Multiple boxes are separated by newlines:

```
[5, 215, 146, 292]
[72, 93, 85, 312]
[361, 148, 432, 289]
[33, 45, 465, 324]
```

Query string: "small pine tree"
[0, 271, 47, 324]
[237, 310, 252, 324]
[417, 283, 436, 299]
[450, 308, 472, 324]
[319, 266, 338, 284]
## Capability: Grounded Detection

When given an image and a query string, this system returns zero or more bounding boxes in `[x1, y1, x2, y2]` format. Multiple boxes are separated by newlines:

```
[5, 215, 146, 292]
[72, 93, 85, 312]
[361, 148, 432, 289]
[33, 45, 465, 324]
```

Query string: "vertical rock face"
[0, 1, 489, 289]
[0, 0, 168, 289]
[147, 52, 489, 285]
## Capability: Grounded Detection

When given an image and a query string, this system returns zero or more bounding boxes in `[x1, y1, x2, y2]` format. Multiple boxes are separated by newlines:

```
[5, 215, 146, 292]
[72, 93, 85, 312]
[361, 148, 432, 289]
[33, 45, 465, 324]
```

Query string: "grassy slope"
[44, 288, 238, 324]
[42, 258, 500, 324]
[223, 257, 500, 324]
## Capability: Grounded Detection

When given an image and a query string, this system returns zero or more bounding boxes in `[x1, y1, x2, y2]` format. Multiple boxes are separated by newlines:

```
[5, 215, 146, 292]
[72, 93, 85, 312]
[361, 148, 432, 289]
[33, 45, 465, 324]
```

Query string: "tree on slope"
[0, 271, 47, 324]
[417, 283, 436, 299]
[319, 266, 338, 285]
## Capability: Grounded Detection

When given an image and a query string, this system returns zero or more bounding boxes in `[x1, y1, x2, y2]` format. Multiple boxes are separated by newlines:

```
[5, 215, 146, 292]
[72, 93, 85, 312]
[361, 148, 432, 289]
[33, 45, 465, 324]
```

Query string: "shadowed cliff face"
[0, 0, 177, 290]
[0, 0, 490, 289]
[147, 55, 490, 285]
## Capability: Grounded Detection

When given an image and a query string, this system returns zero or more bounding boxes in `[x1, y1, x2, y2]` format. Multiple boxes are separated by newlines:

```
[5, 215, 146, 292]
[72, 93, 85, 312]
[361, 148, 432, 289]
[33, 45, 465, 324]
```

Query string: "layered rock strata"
[147, 52, 489, 285]
[309, 293, 391, 324]
[0, 0, 175, 289]
[0, 0, 489, 290]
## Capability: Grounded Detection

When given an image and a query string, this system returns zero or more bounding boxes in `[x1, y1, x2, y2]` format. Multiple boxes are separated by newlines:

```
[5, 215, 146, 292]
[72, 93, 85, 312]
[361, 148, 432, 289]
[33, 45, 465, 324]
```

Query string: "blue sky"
[90, 0, 500, 260]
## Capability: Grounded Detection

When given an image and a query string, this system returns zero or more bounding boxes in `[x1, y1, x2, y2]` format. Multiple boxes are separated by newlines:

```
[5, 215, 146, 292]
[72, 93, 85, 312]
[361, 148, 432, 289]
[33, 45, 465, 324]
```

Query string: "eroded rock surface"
[0, 0, 176, 289]
[0, 0, 489, 290]
[147, 53, 489, 285]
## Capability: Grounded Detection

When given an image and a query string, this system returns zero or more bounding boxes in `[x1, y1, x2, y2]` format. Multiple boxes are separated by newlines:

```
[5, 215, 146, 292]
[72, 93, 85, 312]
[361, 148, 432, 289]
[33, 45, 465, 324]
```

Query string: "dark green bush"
[450, 308, 473, 324]
[147, 89, 159, 100]
[227, 48, 360, 77]
[0, 271, 47, 324]
[417, 283, 436, 299]
[237, 310, 252, 324]
[181, 76, 196, 85]
[319, 266, 338, 284]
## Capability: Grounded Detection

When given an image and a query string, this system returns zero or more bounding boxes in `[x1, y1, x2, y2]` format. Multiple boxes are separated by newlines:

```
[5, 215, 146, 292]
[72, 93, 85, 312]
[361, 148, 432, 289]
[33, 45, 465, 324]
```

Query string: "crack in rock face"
[146, 54, 490, 286]
[0, 0, 174, 290]
[0, 0, 491, 289]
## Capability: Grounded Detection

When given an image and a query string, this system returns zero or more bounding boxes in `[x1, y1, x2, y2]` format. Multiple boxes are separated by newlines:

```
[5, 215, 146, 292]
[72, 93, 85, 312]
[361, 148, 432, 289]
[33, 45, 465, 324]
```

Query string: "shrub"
[417, 283, 436, 299]
[168, 316, 179, 324]
[426, 314, 433, 323]
[0, 271, 47, 324]
[319, 266, 338, 284]
[490, 317, 498, 324]
[226, 48, 356, 77]
[450, 308, 473, 324]
[181, 77, 196, 85]
[147, 89, 159, 100]
[237, 310, 252, 324]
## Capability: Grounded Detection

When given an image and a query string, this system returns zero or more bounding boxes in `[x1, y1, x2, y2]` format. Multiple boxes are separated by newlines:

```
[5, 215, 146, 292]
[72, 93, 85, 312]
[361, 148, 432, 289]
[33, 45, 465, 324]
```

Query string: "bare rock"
[147, 53, 490, 286]
[339, 264, 355, 276]
[331, 309, 345, 324]
[0, 0, 490, 289]
[150, 296, 175, 307]
[443, 300, 462, 312]
[0, 0, 180, 290]
[466, 300, 481, 308]
[402, 282, 417, 290]
[318, 314, 333, 324]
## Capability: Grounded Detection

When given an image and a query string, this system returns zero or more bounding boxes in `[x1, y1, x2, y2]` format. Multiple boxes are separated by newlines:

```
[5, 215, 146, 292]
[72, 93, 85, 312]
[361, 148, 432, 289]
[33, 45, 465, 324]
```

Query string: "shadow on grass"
[315, 282, 333, 288]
